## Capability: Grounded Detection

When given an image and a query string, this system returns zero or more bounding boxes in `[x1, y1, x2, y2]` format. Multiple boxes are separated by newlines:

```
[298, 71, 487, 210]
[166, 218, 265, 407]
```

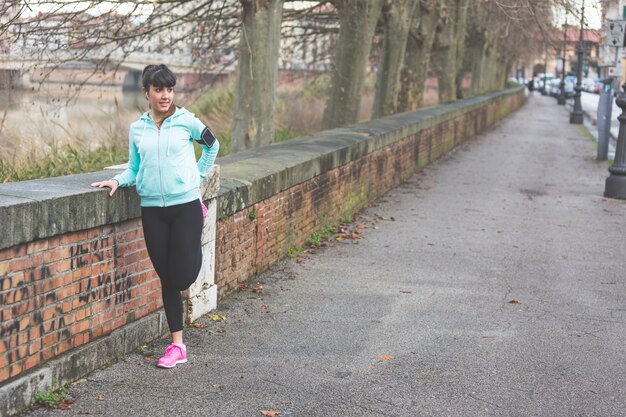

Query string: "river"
[0, 84, 195, 162]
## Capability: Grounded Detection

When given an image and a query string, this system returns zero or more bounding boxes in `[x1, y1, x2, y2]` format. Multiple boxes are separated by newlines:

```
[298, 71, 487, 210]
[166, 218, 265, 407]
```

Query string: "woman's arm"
[90, 130, 139, 196]
[198, 139, 220, 180]
[113, 132, 140, 187]
[189, 115, 220, 180]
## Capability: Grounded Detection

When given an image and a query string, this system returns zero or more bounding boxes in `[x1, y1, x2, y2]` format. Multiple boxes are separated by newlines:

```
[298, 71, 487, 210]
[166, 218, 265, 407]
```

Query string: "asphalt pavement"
[26, 94, 626, 417]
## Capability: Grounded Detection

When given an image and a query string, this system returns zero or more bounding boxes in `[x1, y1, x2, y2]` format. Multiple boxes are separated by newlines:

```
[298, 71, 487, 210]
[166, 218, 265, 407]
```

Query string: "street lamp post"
[570, 0, 584, 124]
[541, 43, 548, 96]
[558, 21, 567, 105]
[604, 83, 626, 198]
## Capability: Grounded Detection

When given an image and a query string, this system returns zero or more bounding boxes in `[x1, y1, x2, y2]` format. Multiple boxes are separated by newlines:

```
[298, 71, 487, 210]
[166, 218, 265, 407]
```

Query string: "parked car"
[582, 78, 596, 93]
[545, 79, 561, 97]
[537, 73, 555, 95]
[547, 78, 575, 99]
[592, 79, 602, 94]
[563, 79, 575, 98]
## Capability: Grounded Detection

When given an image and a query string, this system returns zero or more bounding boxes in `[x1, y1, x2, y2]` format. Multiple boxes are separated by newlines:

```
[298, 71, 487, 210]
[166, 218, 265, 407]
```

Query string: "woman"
[91, 64, 219, 368]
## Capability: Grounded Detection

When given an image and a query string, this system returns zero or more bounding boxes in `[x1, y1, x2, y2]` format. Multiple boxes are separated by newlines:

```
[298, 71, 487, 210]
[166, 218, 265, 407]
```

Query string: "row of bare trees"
[0, 0, 576, 153]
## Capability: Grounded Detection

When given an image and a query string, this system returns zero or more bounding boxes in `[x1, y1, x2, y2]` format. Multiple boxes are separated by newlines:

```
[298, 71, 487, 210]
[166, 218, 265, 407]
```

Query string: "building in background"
[600, 0, 626, 82]
[523, 25, 600, 79]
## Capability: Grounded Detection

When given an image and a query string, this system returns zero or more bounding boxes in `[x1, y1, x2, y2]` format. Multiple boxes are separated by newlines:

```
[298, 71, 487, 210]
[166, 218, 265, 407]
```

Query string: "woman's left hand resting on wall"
[91, 179, 119, 197]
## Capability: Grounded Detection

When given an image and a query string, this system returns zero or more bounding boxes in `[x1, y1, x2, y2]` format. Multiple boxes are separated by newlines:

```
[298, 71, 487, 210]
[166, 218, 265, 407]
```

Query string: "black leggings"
[141, 199, 203, 333]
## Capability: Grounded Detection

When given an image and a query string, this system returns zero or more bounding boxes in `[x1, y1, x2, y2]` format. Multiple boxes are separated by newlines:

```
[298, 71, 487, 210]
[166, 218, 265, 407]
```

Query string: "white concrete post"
[184, 165, 220, 323]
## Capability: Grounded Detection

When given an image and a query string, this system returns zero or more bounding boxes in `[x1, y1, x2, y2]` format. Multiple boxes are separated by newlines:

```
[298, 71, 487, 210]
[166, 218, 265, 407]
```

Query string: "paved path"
[27, 94, 626, 417]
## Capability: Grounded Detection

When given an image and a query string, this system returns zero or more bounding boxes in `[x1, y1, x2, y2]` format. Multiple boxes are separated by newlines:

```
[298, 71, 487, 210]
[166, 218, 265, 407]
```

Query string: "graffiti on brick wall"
[70, 237, 106, 270]
[0, 234, 136, 380]
[72, 240, 132, 305]
[78, 271, 131, 305]
[0, 266, 71, 371]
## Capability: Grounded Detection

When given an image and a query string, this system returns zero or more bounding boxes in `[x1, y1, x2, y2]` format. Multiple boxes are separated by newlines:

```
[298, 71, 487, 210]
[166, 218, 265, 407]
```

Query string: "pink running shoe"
[156, 343, 187, 368]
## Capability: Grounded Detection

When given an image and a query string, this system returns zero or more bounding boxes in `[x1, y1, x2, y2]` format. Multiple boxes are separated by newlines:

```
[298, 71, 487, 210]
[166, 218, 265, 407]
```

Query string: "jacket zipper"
[156, 123, 165, 206]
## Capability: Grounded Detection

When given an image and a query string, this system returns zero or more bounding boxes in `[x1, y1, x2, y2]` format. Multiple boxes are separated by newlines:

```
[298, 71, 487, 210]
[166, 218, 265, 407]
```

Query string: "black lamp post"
[541, 43, 548, 95]
[558, 20, 567, 105]
[605, 83, 626, 198]
[570, 0, 584, 124]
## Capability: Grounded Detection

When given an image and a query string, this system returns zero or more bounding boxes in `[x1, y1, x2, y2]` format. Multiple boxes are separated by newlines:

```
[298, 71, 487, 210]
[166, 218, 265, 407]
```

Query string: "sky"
[554, 0, 603, 29]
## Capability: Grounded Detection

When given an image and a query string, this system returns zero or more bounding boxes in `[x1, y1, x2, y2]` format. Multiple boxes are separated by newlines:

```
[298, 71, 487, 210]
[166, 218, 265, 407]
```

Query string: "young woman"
[91, 64, 219, 368]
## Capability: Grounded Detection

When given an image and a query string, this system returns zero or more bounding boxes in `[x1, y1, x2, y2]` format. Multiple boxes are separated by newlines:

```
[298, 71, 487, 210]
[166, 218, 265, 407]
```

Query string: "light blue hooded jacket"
[113, 107, 219, 207]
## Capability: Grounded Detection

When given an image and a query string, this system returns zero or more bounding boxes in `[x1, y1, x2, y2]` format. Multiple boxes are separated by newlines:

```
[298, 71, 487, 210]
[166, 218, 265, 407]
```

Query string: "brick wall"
[0, 87, 524, 416]
[0, 219, 161, 383]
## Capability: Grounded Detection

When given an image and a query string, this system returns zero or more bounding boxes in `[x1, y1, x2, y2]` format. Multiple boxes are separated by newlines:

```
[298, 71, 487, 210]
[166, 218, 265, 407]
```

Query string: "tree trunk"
[454, 0, 468, 99]
[322, 0, 383, 130]
[396, 0, 440, 112]
[431, 0, 468, 103]
[470, 40, 489, 94]
[231, 0, 284, 153]
[466, 0, 488, 96]
[372, 0, 417, 118]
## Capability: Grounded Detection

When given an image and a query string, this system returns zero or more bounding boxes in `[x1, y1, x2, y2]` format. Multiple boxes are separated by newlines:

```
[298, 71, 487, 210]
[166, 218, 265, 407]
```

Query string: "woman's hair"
[141, 64, 176, 92]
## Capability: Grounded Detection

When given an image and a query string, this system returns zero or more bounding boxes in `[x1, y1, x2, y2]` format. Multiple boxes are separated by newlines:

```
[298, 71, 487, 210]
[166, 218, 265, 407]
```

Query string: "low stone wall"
[0, 86, 524, 416]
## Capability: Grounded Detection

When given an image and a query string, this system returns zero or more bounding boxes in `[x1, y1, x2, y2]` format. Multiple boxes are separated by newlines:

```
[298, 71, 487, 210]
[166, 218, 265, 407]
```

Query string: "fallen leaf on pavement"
[356, 224, 367, 229]
[207, 314, 227, 321]
[192, 322, 206, 328]
[253, 284, 264, 293]
[260, 411, 280, 416]
[378, 355, 396, 361]
[508, 300, 521, 304]
[143, 355, 155, 361]
[97, 395, 105, 401]
[58, 399, 75, 410]
[400, 290, 413, 294]
[238, 283, 249, 291]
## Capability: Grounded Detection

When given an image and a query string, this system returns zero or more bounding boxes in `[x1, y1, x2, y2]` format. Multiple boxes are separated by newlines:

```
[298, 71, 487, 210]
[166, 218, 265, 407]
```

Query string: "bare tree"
[280, 1, 338, 72]
[372, 0, 417, 118]
[396, 0, 441, 111]
[321, 0, 383, 130]
[0, 0, 582, 160]
[464, 0, 566, 95]
[0, 0, 241, 89]
[230, 0, 284, 152]
[431, 0, 468, 103]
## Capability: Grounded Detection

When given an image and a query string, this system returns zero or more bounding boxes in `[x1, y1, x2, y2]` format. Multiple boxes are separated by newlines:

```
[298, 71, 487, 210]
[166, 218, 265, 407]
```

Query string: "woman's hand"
[91, 179, 119, 197]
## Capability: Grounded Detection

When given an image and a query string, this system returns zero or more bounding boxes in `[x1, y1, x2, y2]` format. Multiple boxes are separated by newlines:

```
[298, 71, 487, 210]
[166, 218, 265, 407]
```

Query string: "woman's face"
[146, 85, 174, 115]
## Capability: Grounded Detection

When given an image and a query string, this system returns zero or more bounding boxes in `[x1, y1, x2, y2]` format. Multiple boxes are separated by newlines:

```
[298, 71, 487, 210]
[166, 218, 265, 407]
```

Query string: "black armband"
[195, 127, 216, 148]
